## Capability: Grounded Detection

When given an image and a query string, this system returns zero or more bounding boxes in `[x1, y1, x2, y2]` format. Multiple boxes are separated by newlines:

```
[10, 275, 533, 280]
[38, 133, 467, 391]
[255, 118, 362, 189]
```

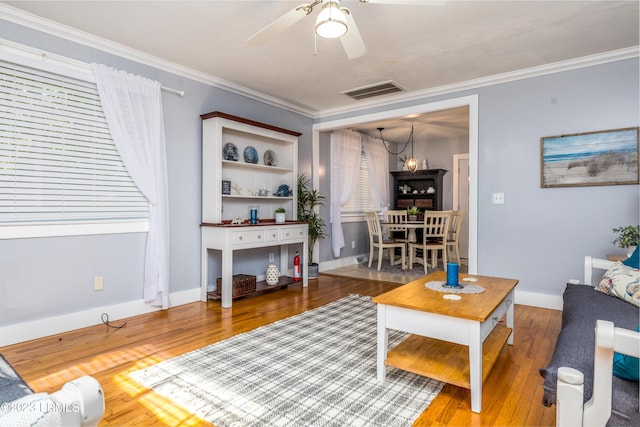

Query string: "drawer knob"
[238, 236, 243, 241]
[257, 235, 261, 239]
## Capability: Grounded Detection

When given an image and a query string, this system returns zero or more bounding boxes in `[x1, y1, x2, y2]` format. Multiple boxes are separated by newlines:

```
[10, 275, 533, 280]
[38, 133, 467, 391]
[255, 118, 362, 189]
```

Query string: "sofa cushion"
[613, 326, 640, 381]
[539, 284, 639, 426]
[623, 246, 639, 269]
[0, 354, 33, 405]
[595, 262, 640, 307]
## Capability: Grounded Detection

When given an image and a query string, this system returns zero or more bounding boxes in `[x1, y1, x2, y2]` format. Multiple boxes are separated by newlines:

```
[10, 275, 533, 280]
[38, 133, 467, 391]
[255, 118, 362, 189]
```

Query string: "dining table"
[383, 220, 423, 243]
[398, 220, 423, 243]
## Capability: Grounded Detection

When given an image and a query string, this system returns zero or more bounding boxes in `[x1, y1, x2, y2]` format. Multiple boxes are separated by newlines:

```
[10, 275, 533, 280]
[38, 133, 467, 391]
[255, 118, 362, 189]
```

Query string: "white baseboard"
[514, 290, 563, 311]
[319, 254, 364, 271]
[1, 274, 563, 347]
[0, 287, 201, 347]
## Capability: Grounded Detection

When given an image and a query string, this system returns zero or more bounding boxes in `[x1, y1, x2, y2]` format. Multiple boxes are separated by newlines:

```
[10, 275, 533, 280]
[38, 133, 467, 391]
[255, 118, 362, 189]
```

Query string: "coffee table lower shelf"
[385, 324, 512, 389]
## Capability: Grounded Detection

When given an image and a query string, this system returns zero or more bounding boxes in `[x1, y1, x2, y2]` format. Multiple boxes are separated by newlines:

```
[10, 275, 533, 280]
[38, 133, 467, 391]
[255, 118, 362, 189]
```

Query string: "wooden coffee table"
[372, 271, 518, 413]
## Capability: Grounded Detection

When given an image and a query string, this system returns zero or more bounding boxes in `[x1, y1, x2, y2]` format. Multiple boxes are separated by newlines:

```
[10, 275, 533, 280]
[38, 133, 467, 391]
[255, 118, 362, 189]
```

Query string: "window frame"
[0, 40, 149, 239]
[334, 138, 384, 223]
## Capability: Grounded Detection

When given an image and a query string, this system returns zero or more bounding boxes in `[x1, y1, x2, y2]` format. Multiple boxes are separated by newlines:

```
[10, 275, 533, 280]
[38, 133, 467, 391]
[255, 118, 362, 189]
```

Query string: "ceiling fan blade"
[340, 8, 367, 59]
[247, 5, 311, 45]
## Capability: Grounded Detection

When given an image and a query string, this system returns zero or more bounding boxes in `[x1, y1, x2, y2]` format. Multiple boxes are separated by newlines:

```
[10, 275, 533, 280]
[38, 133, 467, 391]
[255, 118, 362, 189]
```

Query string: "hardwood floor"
[0, 275, 560, 426]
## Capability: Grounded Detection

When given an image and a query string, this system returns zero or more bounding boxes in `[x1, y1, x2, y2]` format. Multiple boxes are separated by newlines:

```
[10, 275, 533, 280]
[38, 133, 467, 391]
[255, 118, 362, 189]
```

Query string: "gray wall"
[1, 18, 638, 330]
[476, 61, 638, 296]
[316, 58, 639, 300]
[0, 20, 313, 326]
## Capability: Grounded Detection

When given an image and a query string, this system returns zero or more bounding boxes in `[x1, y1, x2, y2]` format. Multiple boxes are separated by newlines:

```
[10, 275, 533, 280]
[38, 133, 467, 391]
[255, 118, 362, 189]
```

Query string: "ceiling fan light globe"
[315, 3, 348, 38]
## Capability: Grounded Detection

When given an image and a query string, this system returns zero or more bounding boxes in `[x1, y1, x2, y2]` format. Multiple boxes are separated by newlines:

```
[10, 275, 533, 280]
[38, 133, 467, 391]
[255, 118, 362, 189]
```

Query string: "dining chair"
[446, 210, 464, 264]
[365, 211, 406, 271]
[408, 210, 450, 274]
[384, 209, 408, 242]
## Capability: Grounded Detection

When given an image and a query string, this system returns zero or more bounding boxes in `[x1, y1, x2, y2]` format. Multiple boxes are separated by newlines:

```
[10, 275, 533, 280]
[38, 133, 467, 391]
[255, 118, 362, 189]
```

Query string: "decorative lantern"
[266, 263, 279, 286]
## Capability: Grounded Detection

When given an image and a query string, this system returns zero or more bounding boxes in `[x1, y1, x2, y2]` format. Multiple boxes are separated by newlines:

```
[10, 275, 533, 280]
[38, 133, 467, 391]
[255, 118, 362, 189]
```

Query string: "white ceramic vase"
[275, 212, 286, 224]
[266, 263, 279, 286]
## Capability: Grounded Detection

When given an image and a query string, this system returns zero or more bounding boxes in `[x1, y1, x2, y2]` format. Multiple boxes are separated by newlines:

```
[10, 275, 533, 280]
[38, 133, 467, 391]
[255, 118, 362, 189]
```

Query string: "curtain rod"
[160, 86, 184, 97]
[1, 39, 185, 97]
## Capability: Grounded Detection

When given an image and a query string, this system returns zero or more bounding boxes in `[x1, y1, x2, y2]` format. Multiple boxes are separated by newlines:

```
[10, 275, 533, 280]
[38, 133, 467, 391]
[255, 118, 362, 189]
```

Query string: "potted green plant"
[612, 225, 640, 256]
[275, 207, 286, 224]
[297, 174, 327, 278]
[407, 206, 420, 221]
[399, 183, 411, 194]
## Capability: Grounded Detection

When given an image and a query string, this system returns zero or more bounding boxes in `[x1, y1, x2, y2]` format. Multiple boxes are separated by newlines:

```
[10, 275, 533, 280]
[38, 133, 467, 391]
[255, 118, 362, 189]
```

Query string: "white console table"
[201, 222, 308, 307]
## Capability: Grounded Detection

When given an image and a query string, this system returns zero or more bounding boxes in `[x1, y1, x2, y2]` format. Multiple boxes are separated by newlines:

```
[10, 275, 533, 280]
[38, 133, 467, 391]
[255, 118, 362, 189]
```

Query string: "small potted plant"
[399, 184, 411, 194]
[612, 225, 640, 256]
[275, 207, 286, 224]
[407, 206, 420, 221]
[297, 175, 327, 278]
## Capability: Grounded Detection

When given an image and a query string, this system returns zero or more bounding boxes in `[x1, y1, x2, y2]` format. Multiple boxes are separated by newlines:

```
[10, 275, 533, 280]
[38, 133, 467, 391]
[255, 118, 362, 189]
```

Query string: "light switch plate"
[94, 276, 104, 291]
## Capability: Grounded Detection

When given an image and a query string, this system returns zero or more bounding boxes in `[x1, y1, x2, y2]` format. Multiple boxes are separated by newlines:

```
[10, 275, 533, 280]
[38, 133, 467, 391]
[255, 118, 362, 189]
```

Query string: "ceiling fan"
[247, 0, 439, 59]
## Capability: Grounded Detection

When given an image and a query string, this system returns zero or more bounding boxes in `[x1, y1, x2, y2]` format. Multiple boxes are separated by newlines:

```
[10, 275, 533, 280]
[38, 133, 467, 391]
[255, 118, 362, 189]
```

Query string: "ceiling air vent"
[341, 80, 404, 101]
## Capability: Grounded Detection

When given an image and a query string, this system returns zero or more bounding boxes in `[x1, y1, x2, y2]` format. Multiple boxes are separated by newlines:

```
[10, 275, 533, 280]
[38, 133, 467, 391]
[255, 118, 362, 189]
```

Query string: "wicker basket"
[216, 274, 256, 297]
[416, 199, 433, 209]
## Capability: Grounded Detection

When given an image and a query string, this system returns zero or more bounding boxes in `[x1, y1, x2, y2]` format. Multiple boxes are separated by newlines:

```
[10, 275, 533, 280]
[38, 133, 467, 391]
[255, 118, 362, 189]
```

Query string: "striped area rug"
[130, 295, 443, 426]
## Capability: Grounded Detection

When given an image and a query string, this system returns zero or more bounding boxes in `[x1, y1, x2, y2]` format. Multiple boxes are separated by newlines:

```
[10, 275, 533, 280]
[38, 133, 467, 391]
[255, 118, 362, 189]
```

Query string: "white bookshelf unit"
[201, 111, 300, 223]
[200, 112, 308, 307]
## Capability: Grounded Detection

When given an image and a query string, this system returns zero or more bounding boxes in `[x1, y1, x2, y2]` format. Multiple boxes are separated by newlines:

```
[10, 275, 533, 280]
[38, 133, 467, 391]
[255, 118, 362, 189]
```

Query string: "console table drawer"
[265, 229, 280, 242]
[232, 230, 264, 245]
[280, 226, 306, 242]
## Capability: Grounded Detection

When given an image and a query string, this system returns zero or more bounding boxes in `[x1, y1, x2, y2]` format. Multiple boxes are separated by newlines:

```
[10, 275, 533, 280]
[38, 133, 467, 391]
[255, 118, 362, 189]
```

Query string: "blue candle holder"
[444, 262, 463, 289]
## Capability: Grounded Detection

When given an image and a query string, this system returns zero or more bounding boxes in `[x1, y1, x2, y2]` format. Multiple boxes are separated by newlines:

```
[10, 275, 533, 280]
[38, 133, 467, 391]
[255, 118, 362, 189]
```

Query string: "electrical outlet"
[492, 192, 505, 204]
[94, 276, 104, 291]
[269, 252, 274, 262]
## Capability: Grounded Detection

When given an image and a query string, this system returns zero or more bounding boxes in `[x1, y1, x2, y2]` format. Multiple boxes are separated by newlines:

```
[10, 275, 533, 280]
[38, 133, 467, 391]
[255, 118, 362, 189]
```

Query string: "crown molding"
[2, 4, 637, 121]
[315, 46, 640, 118]
[0, 4, 316, 118]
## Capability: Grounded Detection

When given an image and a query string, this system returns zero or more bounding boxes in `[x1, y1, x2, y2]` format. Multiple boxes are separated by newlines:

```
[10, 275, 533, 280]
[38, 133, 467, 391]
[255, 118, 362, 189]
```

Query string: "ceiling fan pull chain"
[314, 30, 318, 56]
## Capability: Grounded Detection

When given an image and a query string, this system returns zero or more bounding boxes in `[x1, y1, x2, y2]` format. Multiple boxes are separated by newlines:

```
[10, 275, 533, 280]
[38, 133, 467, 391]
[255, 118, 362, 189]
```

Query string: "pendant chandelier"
[378, 124, 418, 173]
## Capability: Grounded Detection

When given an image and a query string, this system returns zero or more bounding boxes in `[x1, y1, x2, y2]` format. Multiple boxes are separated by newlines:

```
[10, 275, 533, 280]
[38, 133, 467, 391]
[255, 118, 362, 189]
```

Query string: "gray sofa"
[539, 278, 639, 426]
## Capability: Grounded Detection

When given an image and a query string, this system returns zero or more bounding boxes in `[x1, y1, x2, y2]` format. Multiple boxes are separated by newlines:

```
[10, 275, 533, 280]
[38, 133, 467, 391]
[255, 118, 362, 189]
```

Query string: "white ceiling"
[2, 0, 638, 141]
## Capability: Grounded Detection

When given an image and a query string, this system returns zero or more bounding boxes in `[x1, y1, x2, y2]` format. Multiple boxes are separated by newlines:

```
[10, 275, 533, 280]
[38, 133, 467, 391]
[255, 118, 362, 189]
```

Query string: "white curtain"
[363, 134, 390, 209]
[92, 63, 170, 309]
[330, 129, 361, 257]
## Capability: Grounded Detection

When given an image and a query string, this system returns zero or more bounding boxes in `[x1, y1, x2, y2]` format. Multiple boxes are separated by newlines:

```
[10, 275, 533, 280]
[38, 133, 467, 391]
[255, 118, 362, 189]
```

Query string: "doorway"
[453, 153, 469, 261]
[312, 94, 479, 274]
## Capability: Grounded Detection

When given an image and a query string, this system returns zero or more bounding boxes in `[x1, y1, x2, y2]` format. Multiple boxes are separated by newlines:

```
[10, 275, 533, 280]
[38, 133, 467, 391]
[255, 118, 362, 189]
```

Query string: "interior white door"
[453, 154, 469, 260]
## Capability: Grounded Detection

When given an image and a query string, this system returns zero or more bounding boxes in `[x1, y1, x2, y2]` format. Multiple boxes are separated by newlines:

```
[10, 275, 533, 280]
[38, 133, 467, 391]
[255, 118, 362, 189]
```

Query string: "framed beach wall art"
[540, 127, 639, 188]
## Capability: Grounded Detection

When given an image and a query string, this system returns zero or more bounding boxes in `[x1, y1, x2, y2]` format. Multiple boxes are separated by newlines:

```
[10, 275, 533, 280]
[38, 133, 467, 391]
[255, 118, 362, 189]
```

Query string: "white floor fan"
[247, 0, 442, 59]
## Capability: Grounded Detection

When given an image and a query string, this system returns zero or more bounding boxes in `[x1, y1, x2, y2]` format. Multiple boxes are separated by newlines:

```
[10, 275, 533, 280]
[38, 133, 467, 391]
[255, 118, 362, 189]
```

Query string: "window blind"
[0, 60, 149, 224]
[340, 144, 382, 216]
